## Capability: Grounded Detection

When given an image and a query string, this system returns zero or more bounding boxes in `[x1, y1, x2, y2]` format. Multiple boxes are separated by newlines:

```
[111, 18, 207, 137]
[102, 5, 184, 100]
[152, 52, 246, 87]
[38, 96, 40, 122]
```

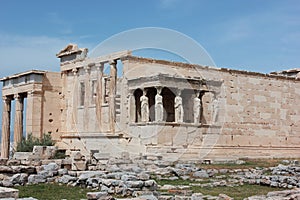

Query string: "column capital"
[128, 89, 135, 95]
[155, 86, 162, 94]
[194, 90, 201, 97]
[2, 96, 11, 112]
[14, 93, 22, 100]
[2, 96, 11, 102]
[176, 89, 182, 96]
[109, 60, 117, 66]
[142, 88, 148, 95]
[72, 68, 78, 76]
[84, 65, 91, 73]
[61, 71, 68, 77]
[95, 62, 104, 71]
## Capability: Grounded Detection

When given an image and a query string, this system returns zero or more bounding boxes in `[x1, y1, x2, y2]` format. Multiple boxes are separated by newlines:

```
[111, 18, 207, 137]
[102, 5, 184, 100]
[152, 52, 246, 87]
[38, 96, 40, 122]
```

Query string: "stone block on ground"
[7, 159, 21, 166]
[72, 160, 87, 171]
[32, 146, 44, 157]
[94, 153, 110, 160]
[42, 162, 59, 171]
[57, 175, 77, 184]
[12, 152, 32, 160]
[191, 193, 203, 200]
[71, 151, 84, 161]
[45, 146, 57, 159]
[267, 188, 300, 198]
[0, 159, 8, 165]
[192, 171, 209, 178]
[0, 187, 19, 199]
[86, 191, 110, 200]
[27, 175, 46, 184]
[217, 193, 233, 200]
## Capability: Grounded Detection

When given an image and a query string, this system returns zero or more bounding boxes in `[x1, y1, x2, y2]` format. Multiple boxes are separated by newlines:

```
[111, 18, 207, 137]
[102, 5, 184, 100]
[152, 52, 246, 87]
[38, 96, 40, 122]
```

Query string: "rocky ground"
[0, 155, 299, 200]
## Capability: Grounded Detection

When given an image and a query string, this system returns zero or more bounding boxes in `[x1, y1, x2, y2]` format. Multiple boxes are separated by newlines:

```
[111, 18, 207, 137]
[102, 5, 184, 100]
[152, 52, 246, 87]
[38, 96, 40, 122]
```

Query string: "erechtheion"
[1, 44, 300, 161]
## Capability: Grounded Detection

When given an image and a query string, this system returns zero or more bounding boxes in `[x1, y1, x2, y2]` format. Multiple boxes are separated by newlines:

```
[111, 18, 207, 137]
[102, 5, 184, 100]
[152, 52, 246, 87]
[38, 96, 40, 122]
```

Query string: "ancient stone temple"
[1, 44, 300, 161]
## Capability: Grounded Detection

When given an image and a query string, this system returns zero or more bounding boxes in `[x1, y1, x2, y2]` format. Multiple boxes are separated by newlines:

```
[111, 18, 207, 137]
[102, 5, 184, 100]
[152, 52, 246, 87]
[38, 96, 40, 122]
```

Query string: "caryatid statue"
[140, 89, 149, 122]
[155, 87, 163, 122]
[174, 90, 183, 123]
[193, 91, 201, 124]
[212, 94, 219, 124]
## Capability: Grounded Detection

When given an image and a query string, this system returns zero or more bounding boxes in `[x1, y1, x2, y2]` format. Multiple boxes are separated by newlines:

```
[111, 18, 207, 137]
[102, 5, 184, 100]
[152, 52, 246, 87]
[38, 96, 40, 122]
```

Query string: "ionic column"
[95, 63, 104, 131]
[109, 60, 117, 133]
[1, 96, 11, 158]
[13, 94, 24, 149]
[71, 68, 78, 130]
[83, 65, 91, 131]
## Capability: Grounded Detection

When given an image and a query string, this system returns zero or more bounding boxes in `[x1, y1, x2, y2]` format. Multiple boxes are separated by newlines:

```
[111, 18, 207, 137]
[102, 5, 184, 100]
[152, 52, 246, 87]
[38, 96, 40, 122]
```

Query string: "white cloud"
[0, 32, 94, 128]
[0, 33, 93, 76]
[0, 33, 69, 75]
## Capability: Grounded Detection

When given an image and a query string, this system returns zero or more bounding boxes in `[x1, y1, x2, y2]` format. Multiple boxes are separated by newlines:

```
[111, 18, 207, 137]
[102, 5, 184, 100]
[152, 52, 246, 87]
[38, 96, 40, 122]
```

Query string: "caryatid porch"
[127, 74, 222, 125]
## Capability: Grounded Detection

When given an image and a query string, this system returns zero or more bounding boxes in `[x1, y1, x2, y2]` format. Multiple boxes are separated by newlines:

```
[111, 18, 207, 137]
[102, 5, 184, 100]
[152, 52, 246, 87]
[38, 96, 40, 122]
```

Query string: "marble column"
[83, 66, 90, 131]
[212, 95, 219, 124]
[155, 87, 163, 122]
[128, 90, 136, 123]
[1, 96, 11, 158]
[140, 89, 149, 122]
[175, 90, 184, 123]
[71, 68, 78, 131]
[95, 63, 104, 131]
[109, 60, 117, 133]
[193, 91, 201, 124]
[13, 94, 24, 149]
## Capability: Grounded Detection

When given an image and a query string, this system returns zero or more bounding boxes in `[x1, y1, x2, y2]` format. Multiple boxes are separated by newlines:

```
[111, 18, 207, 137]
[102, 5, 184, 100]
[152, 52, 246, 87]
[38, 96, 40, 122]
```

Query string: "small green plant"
[53, 150, 66, 159]
[15, 183, 93, 200]
[16, 133, 55, 152]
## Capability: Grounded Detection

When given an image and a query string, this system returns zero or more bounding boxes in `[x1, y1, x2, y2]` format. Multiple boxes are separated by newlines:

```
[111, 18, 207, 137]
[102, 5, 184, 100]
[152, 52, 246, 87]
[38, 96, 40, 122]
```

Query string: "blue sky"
[0, 0, 300, 128]
[1, 0, 300, 76]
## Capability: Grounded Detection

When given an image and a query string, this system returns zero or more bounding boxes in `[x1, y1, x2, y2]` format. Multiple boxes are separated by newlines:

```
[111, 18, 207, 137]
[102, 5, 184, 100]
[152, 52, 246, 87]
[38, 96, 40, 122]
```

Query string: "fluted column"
[1, 96, 11, 158]
[71, 68, 78, 132]
[13, 94, 24, 149]
[83, 66, 90, 131]
[109, 60, 117, 133]
[95, 63, 104, 131]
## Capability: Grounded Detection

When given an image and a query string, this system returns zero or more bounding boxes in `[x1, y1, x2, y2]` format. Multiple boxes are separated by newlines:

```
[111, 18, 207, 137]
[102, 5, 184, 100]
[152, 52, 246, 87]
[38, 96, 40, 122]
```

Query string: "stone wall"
[120, 57, 300, 161]
[41, 72, 62, 141]
[212, 69, 300, 159]
[56, 54, 300, 161]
